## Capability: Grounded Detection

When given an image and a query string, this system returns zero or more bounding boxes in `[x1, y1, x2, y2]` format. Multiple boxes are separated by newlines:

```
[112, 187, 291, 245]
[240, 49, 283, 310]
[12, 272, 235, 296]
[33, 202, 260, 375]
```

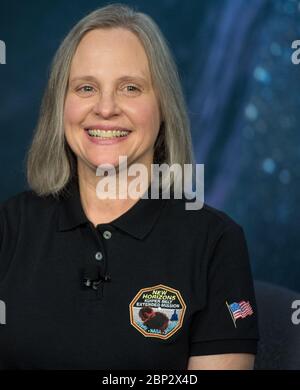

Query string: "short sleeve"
[189, 223, 259, 356]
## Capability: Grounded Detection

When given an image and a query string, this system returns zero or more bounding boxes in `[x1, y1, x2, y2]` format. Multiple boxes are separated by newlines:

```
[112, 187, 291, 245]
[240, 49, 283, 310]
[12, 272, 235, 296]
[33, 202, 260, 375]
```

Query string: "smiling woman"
[64, 27, 161, 187]
[26, 5, 193, 199]
[0, 3, 259, 370]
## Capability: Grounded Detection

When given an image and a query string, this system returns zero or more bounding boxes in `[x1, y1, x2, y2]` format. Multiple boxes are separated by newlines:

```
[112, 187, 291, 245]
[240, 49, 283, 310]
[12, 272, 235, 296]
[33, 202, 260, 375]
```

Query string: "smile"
[86, 129, 131, 138]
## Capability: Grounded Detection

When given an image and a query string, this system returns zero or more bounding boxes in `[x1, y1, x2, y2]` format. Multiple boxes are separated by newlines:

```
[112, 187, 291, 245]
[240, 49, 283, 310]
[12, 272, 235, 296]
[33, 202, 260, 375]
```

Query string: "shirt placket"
[87, 223, 114, 299]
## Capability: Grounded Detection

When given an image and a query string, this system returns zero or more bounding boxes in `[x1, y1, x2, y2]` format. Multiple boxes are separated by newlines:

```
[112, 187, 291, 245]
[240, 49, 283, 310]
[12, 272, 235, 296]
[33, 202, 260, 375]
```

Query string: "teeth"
[87, 129, 130, 138]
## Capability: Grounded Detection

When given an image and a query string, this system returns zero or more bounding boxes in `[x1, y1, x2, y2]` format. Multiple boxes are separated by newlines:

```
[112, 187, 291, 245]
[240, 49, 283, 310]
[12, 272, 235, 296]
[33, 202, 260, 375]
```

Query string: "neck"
[77, 160, 152, 227]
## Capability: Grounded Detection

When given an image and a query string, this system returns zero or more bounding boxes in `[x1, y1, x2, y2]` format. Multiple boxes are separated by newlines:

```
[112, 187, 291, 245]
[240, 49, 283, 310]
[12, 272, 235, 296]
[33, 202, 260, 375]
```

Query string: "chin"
[91, 158, 122, 172]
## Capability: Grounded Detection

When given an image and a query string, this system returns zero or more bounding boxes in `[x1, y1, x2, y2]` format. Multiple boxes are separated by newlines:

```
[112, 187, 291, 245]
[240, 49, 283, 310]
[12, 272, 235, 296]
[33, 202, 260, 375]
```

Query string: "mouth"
[84, 128, 131, 139]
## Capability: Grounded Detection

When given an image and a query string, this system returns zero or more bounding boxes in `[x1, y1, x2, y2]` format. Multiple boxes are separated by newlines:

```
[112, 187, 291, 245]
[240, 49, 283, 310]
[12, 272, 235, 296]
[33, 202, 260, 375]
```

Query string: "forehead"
[70, 28, 150, 79]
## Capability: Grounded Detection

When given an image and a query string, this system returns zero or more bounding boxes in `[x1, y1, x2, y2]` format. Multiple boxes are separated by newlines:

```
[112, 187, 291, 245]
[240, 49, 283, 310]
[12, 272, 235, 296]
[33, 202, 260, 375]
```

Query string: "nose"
[92, 91, 121, 118]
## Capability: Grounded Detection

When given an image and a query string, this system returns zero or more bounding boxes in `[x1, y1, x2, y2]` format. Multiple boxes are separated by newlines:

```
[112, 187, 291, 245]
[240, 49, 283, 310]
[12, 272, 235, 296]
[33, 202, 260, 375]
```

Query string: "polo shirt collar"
[57, 179, 167, 240]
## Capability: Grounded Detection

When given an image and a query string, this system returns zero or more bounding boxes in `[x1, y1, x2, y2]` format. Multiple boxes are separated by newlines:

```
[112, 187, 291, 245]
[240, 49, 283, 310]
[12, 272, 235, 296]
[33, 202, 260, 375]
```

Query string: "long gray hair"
[26, 3, 195, 196]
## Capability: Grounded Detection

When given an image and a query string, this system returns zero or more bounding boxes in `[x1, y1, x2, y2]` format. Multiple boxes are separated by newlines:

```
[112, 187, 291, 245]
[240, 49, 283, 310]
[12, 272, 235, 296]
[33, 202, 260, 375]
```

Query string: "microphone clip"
[83, 266, 111, 291]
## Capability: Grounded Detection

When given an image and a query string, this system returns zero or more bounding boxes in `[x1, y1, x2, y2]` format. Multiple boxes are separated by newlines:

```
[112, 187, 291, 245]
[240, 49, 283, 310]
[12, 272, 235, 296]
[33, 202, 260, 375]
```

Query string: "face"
[63, 28, 161, 179]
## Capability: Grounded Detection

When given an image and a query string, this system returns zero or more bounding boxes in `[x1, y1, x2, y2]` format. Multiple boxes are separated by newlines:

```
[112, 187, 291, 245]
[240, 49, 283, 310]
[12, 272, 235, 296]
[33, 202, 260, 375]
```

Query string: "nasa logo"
[129, 284, 186, 339]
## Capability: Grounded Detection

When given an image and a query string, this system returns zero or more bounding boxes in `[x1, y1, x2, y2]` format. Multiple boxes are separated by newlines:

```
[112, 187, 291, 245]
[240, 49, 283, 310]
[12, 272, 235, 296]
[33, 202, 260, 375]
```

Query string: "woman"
[0, 4, 259, 369]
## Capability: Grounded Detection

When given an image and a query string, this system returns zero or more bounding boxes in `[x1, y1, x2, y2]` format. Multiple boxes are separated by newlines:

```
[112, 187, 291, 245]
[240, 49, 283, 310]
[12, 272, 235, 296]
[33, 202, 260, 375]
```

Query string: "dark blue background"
[0, 0, 299, 291]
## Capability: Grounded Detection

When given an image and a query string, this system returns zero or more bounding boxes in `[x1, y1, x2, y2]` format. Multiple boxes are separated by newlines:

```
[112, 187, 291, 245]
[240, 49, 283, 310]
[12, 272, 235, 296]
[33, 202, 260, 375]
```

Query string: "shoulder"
[201, 203, 245, 241]
[164, 195, 243, 240]
[1, 189, 57, 212]
[0, 190, 59, 229]
[201, 202, 239, 227]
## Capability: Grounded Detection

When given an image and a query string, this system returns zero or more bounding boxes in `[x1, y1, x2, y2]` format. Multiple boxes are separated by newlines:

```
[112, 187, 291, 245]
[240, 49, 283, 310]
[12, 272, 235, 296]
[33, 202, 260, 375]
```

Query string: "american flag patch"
[226, 300, 253, 327]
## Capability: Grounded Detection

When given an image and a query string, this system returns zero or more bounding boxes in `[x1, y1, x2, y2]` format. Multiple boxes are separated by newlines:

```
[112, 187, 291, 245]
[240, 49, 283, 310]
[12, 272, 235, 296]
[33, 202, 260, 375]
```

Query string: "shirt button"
[95, 251, 103, 261]
[103, 230, 112, 240]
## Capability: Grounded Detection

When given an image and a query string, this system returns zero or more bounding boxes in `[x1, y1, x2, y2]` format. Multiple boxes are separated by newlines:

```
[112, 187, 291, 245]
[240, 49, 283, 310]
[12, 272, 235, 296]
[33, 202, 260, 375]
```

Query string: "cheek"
[129, 99, 161, 135]
[63, 95, 87, 126]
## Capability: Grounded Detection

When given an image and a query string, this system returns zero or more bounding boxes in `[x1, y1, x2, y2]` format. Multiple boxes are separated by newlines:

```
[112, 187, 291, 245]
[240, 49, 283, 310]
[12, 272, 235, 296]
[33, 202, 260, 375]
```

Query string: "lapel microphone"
[83, 265, 111, 290]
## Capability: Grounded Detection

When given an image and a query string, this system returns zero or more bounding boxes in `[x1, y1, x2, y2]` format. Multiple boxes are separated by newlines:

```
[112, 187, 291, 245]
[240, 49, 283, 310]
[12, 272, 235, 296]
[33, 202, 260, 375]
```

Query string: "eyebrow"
[70, 75, 149, 85]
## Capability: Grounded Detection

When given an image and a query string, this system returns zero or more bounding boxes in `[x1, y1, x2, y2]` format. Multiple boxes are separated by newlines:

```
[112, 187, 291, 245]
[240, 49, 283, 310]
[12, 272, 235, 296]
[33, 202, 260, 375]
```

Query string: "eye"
[123, 84, 141, 95]
[126, 85, 138, 91]
[76, 85, 95, 94]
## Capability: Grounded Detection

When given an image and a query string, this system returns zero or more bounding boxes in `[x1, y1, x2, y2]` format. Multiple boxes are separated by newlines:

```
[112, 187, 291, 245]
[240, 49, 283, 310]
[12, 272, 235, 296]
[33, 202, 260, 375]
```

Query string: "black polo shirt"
[0, 180, 259, 369]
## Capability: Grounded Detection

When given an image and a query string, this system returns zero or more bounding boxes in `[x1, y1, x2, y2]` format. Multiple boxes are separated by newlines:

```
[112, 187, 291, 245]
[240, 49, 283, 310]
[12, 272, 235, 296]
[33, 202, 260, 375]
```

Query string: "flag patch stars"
[226, 300, 253, 328]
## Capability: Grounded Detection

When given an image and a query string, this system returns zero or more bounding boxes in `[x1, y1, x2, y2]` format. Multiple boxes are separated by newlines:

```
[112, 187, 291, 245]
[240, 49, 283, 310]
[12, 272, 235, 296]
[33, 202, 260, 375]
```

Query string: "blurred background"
[0, 0, 299, 292]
